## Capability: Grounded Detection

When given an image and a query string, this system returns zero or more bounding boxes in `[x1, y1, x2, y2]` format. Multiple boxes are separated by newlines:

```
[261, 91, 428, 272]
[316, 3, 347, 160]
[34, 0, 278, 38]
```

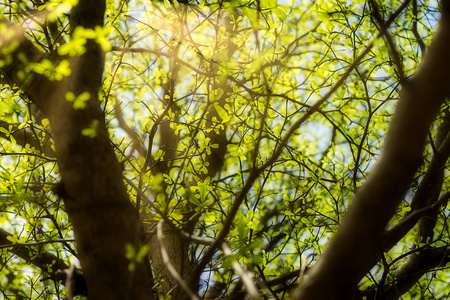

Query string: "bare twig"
[156, 220, 200, 300]
[221, 243, 261, 300]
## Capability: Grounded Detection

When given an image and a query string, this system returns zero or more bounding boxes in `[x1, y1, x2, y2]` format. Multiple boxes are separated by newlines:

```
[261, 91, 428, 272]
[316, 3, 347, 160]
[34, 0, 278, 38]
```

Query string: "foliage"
[0, 0, 449, 299]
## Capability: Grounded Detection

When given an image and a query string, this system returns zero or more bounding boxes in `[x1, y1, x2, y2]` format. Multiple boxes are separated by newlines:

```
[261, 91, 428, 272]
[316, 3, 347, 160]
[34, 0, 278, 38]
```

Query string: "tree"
[1, 0, 450, 299]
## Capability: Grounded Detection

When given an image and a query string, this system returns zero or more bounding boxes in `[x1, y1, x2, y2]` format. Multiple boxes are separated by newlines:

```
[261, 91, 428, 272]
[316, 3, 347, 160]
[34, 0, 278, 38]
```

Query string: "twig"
[157, 220, 200, 300]
[221, 242, 261, 300]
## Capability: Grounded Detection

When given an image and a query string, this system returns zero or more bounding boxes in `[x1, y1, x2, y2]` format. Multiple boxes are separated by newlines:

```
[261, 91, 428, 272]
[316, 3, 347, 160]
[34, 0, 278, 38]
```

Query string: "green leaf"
[81, 119, 99, 138]
[66, 91, 90, 109]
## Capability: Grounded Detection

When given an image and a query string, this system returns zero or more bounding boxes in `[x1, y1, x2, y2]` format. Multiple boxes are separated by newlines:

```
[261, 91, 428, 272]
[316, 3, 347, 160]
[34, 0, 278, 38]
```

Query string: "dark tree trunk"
[0, 1, 153, 299]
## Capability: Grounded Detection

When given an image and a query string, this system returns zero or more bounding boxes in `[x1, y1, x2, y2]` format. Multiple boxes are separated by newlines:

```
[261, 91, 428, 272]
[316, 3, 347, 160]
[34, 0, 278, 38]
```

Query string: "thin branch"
[369, 0, 407, 82]
[411, 0, 427, 55]
[0, 238, 75, 249]
[114, 103, 147, 157]
[156, 220, 200, 300]
[111, 46, 209, 77]
[221, 243, 261, 300]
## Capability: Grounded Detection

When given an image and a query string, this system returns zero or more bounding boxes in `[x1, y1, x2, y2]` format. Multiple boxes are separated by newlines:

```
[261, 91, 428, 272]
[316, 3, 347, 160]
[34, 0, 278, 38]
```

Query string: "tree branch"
[0, 120, 56, 157]
[0, 227, 88, 296]
[362, 246, 450, 300]
[293, 2, 450, 299]
[0, 228, 68, 274]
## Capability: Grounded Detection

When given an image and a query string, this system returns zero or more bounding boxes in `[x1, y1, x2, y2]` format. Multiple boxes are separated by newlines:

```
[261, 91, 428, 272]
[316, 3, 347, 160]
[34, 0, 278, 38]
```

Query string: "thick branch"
[293, 3, 450, 299]
[382, 108, 450, 250]
[362, 246, 450, 300]
[0, 19, 55, 111]
[0, 227, 88, 296]
[0, 228, 68, 275]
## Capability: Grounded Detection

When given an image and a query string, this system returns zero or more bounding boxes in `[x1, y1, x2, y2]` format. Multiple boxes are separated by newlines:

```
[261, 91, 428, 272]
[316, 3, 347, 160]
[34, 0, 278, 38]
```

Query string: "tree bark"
[0, 1, 153, 299]
[293, 2, 450, 299]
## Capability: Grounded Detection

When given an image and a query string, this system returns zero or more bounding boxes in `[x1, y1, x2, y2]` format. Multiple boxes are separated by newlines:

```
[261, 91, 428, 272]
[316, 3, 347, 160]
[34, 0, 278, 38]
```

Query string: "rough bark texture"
[293, 2, 450, 299]
[0, 1, 153, 299]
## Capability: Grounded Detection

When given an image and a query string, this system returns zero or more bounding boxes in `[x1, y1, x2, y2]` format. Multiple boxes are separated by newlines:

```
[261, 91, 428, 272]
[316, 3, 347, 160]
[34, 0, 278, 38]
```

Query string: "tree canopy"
[1, 0, 450, 299]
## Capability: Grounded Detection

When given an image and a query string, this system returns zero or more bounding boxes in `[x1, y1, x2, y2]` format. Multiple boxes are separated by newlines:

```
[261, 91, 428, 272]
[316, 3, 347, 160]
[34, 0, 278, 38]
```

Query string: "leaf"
[66, 91, 90, 109]
[214, 104, 230, 122]
[136, 245, 149, 263]
[81, 119, 99, 138]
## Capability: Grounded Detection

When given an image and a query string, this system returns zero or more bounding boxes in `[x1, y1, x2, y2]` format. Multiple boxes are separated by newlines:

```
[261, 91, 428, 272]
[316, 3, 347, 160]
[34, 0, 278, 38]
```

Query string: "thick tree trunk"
[0, 1, 153, 299]
[293, 2, 450, 299]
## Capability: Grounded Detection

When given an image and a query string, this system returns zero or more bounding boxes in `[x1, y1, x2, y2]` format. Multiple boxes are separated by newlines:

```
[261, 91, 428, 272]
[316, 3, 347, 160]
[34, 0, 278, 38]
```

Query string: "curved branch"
[293, 3, 450, 299]
[362, 246, 450, 300]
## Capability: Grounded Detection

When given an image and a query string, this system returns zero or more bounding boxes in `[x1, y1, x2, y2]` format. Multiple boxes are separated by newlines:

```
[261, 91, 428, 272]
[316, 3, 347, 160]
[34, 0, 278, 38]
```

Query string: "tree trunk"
[0, 1, 153, 299]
